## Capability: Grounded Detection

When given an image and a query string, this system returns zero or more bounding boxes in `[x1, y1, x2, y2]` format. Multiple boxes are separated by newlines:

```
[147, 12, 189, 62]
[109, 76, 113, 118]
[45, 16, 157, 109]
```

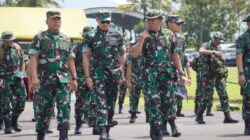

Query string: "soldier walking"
[236, 13, 250, 135]
[0, 31, 27, 134]
[29, 10, 78, 140]
[83, 11, 126, 140]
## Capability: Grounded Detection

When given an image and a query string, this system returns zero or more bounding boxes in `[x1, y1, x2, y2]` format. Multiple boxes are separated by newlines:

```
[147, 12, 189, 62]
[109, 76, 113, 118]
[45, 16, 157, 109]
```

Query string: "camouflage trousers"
[197, 75, 230, 114]
[241, 79, 250, 120]
[35, 81, 71, 132]
[1, 76, 26, 122]
[141, 71, 176, 126]
[118, 83, 127, 107]
[129, 80, 149, 114]
[92, 68, 121, 127]
[74, 78, 90, 119]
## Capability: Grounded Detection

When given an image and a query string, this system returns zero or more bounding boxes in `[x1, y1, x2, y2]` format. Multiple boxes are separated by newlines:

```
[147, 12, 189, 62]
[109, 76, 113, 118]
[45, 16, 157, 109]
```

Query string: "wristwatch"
[238, 72, 244, 76]
[72, 77, 77, 81]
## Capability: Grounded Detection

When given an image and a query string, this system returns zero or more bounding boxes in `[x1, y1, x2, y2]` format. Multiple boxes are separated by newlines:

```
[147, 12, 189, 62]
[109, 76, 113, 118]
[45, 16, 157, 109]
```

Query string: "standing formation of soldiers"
[0, 9, 249, 140]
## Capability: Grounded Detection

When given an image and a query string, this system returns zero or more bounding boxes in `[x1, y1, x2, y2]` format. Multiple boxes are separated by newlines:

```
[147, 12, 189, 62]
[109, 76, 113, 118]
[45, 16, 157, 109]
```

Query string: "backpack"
[0, 43, 22, 64]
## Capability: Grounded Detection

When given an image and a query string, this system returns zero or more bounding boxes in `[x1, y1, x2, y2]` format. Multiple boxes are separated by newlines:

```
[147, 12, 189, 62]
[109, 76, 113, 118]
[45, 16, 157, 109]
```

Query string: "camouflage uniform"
[196, 31, 238, 124]
[29, 26, 74, 133]
[118, 66, 127, 113]
[83, 12, 125, 139]
[236, 14, 250, 135]
[127, 52, 149, 123]
[0, 31, 27, 134]
[174, 33, 188, 117]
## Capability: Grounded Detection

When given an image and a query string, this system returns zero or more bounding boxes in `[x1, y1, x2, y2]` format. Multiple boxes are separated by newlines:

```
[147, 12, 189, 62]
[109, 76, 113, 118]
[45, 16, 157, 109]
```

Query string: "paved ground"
[0, 101, 249, 140]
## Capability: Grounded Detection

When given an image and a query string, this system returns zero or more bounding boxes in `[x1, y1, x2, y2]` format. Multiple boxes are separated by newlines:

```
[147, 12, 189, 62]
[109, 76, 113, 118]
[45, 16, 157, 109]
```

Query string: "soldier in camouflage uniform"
[236, 13, 250, 135]
[72, 26, 94, 134]
[127, 49, 149, 124]
[83, 11, 126, 140]
[196, 31, 238, 124]
[29, 11, 78, 140]
[132, 10, 189, 140]
[0, 81, 3, 130]
[166, 15, 191, 118]
[0, 31, 27, 134]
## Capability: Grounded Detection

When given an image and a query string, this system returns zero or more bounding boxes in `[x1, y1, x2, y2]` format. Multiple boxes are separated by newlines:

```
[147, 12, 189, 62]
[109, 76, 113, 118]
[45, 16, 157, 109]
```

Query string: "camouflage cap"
[1, 31, 16, 41]
[210, 31, 224, 43]
[243, 13, 250, 22]
[146, 9, 163, 19]
[46, 10, 61, 19]
[81, 26, 94, 36]
[165, 15, 184, 24]
[97, 11, 111, 21]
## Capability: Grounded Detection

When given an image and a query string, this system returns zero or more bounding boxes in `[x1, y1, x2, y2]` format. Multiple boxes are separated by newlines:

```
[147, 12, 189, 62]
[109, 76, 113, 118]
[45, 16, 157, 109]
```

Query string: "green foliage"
[1, 0, 62, 7]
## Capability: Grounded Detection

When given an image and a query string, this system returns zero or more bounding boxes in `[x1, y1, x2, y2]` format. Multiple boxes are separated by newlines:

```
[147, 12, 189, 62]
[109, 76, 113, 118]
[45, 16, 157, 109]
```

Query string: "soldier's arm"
[199, 46, 214, 55]
[120, 50, 126, 82]
[126, 63, 132, 90]
[68, 58, 78, 91]
[132, 31, 150, 58]
[236, 36, 246, 87]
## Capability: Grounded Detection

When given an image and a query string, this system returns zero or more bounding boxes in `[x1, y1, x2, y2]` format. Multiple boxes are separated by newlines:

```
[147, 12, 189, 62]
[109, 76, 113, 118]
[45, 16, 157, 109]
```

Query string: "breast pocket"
[41, 40, 55, 58]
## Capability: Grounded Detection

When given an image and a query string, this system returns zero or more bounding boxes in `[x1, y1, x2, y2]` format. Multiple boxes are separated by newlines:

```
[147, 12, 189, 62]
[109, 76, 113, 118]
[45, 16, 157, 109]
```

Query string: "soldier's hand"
[238, 75, 246, 87]
[140, 31, 150, 40]
[180, 76, 191, 85]
[214, 51, 224, 58]
[31, 77, 40, 92]
[86, 77, 93, 89]
[71, 80, 78, 92]
[127, 80, 132, 91]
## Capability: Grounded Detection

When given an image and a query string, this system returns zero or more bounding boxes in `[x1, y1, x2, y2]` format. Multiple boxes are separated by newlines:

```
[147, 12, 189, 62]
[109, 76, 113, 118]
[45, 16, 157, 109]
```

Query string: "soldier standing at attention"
[196, 31, 238, 124]
[29, 10, 78, 140]
[0, 31, 27, 134]
[236, 13, 250, 135]
[73, 26, 94, 134]
[132, 9, 189, 140]
[83, 11, 126, 140]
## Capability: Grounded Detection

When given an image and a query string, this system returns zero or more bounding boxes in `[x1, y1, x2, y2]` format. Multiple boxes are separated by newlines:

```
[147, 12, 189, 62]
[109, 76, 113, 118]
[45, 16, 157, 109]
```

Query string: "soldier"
[196, 31, 238, 124]
[132, 9, 189, 139]
[29, 10, 78, 140]
[165, 15, 191, 118]
[83, 11, 126, 140]
[236, 13, 250, 135]
[0, 81, 3, 130]
[0, 31, 27, 134]
[72, 26, 94, 134]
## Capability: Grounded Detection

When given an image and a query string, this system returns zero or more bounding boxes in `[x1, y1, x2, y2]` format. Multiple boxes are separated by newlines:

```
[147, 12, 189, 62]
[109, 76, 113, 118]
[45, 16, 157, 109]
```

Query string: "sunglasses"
[175, 23, 182, 26]
[101, 21, 110, 24]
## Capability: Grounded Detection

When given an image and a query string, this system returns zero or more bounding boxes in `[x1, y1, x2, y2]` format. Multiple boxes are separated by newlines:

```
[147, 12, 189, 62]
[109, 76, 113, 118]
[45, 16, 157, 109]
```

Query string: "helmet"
[210, 31, 224, 42]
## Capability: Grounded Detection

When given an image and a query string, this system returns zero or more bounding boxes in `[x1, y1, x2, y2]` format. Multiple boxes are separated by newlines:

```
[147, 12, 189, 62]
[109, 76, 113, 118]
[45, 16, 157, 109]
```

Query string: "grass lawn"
[120, 67, 242, 111]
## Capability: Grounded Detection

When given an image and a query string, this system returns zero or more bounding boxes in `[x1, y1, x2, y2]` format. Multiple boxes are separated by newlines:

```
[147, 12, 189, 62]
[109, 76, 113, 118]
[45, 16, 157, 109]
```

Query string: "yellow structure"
[0, 7, 89, 41]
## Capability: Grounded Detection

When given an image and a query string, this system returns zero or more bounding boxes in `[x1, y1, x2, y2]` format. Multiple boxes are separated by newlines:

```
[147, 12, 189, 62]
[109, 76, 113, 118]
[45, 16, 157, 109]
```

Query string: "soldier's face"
[96, 18, 110, 31]
[3, 40, 13, 47]
[147, 17, 162, 31]
[167, 22, 181, 33]
[46, 17, 61, 32]
[247, 21, 250, 29]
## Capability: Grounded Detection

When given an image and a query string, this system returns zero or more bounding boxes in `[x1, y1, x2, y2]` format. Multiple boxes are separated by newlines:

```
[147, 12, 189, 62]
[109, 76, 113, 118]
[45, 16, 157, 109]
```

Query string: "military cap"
[146, 9, 163, 19]
[243, 13, 250, 22]
[165, 15, 184, 24]
[1, 31, 16, 41]
[81, 26, 94, 37]
[97, 11, 111, 21]
[46, 10, 61, 19]
[210, 31, 224, 43]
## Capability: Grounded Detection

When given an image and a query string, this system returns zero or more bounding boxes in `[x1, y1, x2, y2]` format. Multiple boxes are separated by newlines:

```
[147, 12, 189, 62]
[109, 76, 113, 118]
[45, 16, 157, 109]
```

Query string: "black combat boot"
[4, 120, 12, 134]
[0, 119, 3, 130]
[11, 115, 22, 132]
[59, 129, 68, 140]
[106, 126, 113, 140]
[118, 103, 123, 114]
[99, 126, 108, 140]
[223, 111, 239, 123]
[194, 104, 198, 115]
[150, 125, 163, 140]
[244, 119, 250, 135]
[161, 120, 170, 136]
[88, 117, 93, 127]
[92, 117, 99, 135]
[45, 127, 53, 134]
[37, 129, 45, 140]
[145, 111, 149, 123]
[176, 108, 185, 117]
[206, 107, 214, 116]
[129, 112, 137, 123]
[195, 112, 205, 124]
[168, 119, 181, 137]
[74, 117, 82, 134]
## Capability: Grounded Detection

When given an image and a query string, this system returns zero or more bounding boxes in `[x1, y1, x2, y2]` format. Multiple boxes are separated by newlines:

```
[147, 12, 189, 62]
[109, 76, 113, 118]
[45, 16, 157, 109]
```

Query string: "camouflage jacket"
[175, 33, 189, 71]
[236, 29, 250, 78]
[127, 52, 143, 83]
[0, 43, 24, 77]
[83, 26, 125, 71]
[141, 29, 177, 77]
[29, 30, 75, 83]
